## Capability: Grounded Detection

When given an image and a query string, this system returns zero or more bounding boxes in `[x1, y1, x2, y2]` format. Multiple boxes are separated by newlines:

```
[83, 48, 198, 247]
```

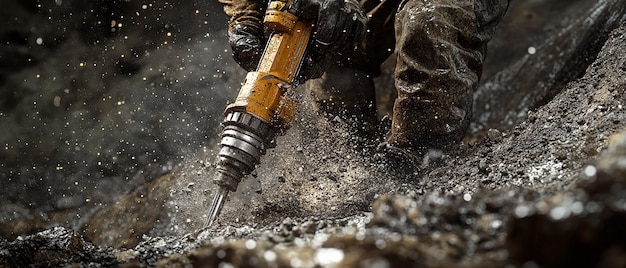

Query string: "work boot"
[389, 0, 510, 151]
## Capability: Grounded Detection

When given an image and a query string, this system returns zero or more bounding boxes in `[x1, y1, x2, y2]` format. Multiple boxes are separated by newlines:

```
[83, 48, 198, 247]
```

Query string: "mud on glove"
[228, 0, 367, 79]
[298, 0, 367, 56]
[295, 0, 368, 81]
[229, 23, 266, 72]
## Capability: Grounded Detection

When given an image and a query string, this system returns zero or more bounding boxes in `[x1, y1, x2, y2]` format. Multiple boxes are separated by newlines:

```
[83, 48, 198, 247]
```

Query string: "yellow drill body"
[206, 0, 313, 227]
[228, 0, 312, 126]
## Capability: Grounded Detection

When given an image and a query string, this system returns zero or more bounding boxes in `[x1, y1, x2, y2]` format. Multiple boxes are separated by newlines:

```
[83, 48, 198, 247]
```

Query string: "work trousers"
[308, 0, 511, 149]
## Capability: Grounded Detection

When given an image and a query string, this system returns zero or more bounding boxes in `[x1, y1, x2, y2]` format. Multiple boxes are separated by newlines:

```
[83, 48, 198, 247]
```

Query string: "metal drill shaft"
[205, 112, 275, 227]
[205, 186, 230, 227]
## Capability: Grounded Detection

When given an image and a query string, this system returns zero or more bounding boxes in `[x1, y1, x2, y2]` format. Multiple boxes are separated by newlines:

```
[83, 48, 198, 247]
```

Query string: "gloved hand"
[228, 0, 367, 78]
[297, 0, 367, 57]
[229, 24, 266, 72]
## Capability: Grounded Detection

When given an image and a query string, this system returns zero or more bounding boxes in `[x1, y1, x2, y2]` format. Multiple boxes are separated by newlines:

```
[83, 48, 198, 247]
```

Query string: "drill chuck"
[214, 111, 276, 192]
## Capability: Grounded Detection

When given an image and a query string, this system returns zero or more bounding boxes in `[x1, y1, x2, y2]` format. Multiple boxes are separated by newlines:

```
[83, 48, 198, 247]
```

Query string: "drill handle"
[226, 0, 313, 130]
[259, 0, 313, 85]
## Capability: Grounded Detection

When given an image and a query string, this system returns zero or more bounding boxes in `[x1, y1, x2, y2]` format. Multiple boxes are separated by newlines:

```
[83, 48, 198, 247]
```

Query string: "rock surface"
[473, 0, 626, 133]
[1, 0, 626, 267]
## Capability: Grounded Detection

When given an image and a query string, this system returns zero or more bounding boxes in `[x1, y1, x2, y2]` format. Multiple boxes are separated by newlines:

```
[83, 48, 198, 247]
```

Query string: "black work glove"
[294, 0, 368, 82]
[298, 0, 367, 58]
[229, 24, 266, 72]
[228, 0, 367, 80]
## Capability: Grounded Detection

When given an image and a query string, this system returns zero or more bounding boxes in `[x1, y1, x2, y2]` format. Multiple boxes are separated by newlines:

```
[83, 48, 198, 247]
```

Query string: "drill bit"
[204, 112, 276, 228]
[205, 186, 230, 227]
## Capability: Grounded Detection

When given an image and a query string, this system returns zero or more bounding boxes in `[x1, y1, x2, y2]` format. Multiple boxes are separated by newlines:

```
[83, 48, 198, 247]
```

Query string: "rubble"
[1, 0, 625, 266]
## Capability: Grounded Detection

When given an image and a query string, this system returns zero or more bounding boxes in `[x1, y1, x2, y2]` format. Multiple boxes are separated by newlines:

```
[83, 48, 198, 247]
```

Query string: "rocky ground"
[1, 0, 626, 267]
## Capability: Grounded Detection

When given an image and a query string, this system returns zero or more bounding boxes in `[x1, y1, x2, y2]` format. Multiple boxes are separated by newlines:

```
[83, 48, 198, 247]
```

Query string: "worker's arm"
[219, 0, 267, 31]
[219, 0, 367, 75]
[219, 0, 268, 71]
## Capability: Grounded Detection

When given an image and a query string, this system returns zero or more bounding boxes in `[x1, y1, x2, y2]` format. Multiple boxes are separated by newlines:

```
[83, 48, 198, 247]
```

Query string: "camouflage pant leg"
[389, 0, 510, 149]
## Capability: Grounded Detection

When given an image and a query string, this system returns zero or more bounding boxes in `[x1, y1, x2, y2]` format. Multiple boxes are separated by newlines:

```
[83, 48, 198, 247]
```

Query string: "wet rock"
[494, 22, 626, 267]
[165, 215, 432, 267]
[486, 128, 503, 142]
[0, 227, 119, 267]
[369, 187, 539, 264]
[473, 0, 626, 133]
[83, 172, 179, 249]
[506, 185, 626, 267]
[506, 128, 626, 267]
[591, 129, 626, 183]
